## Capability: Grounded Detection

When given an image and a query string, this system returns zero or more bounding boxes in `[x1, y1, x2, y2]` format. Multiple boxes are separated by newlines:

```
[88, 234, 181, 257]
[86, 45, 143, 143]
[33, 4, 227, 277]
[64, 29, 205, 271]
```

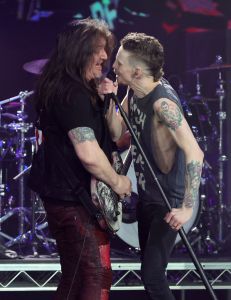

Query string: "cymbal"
[23, 58, 48, 75]
[2, 113, 28, 120]
[190, 95, 218, 102]
[4, 102, 21, 109]
[2, 113, 18, 120]
[187, 63, 231, 73]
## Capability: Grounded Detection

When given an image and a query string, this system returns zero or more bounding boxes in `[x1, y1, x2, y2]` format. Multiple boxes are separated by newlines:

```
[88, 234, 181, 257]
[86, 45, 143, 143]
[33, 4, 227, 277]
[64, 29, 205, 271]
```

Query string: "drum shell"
[182, 97, 218, 152]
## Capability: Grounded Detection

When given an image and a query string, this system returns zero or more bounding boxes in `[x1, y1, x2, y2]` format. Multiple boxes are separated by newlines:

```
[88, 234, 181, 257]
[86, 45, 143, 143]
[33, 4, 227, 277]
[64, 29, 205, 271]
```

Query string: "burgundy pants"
[43, 200, 112, 300]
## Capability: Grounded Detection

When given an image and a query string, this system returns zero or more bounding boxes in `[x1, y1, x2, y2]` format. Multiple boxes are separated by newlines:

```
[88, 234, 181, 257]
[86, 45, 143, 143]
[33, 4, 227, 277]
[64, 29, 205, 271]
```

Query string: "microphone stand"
[0, 91, 34, 106]
[110, 93, 218, 300]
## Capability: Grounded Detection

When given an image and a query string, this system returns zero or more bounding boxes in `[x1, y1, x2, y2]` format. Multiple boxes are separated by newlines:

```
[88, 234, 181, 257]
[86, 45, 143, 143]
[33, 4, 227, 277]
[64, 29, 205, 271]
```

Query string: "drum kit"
[0, 91, 32, 252]
[0, 56, 230, 257]
[178, 56, 230, 255]
[0, 58, 56, 256]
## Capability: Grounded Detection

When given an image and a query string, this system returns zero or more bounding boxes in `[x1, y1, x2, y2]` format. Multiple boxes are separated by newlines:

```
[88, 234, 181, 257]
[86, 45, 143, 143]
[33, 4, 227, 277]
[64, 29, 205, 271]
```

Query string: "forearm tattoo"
[69, 127, 96, 144]
[157, 100, 183, 131]
[184, 160, 203, 208]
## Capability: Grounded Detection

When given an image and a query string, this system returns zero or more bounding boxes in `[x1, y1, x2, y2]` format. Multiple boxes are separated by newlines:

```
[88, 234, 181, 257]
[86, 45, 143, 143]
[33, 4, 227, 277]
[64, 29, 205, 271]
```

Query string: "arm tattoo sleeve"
[69, 127, 96, 144]
[157, 100, 183, 131]
[184, 160, 203, 208]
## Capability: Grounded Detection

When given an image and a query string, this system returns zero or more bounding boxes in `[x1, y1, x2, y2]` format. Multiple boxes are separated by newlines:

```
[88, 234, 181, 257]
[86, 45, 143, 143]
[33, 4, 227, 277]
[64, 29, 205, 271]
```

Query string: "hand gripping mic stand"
[109, 93, 218, 300]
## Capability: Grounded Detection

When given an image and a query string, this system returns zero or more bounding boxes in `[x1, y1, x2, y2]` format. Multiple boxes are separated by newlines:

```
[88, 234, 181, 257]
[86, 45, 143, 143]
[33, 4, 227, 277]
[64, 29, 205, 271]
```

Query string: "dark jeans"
[137, 202, 178, 300]
[43, 200, 112, 300]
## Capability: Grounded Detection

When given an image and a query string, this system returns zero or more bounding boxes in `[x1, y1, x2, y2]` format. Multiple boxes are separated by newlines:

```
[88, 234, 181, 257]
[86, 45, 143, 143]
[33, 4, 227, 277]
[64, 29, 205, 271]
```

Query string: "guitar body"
[90, 150, 131, 234]
[91, 178, 122, 233]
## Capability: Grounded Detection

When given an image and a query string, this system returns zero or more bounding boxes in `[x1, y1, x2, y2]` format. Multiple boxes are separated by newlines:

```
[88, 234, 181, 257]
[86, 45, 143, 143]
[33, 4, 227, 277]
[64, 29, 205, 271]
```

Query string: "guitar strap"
[47, 135, 104, 223]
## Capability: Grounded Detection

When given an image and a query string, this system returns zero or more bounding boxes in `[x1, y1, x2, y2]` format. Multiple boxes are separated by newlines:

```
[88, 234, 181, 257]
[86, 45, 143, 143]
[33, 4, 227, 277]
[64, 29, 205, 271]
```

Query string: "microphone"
[100, 66, 118, 115]
[102, 78, 118, 115]
[103, 93, 112, 115]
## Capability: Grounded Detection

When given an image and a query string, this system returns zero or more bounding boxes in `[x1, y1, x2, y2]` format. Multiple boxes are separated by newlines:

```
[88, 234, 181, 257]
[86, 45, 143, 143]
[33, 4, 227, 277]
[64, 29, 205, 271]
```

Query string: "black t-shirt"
[39, 83, 113, 202]
[129, 78, 185, 207]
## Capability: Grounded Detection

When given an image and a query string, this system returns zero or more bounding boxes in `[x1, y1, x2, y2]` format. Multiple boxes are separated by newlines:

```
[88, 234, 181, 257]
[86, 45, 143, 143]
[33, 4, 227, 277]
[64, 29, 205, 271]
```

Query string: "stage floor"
[0, 256, 230, 292]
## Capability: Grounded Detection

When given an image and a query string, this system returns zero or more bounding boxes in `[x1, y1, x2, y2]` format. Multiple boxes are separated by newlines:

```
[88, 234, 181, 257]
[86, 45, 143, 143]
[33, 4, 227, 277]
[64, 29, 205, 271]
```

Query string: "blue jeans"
[43, 200, 112, 300]
[137, 202, 177, 300]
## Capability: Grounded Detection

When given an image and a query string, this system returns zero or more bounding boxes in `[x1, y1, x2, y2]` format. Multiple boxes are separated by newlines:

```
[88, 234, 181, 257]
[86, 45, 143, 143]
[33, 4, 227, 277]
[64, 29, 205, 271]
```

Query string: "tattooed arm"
[154, 98, 204, 229]
[68, 127, 131, 197]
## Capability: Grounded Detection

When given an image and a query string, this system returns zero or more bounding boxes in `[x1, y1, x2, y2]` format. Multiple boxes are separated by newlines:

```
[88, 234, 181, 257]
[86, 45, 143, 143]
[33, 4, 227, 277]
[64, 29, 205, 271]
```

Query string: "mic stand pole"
[0, 91, 34, 106]
[110, 93, 218, 300]
[216, 70, 227, 244]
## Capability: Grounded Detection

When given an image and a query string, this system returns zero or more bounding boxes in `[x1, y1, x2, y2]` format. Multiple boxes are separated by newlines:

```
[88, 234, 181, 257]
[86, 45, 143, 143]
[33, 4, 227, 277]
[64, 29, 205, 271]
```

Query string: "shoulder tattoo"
[69, 127, 96, 144]
[157, 100, 183, 131]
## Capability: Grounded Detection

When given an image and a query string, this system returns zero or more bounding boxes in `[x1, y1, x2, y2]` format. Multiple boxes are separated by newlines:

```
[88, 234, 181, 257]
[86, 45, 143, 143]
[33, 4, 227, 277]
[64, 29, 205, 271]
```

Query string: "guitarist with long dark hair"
[31, 18, 131, 300]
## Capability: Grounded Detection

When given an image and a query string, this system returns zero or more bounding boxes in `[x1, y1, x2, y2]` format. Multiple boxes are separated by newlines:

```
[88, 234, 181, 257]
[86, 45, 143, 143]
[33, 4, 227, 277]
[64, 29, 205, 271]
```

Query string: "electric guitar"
[90, 147, 132, 233]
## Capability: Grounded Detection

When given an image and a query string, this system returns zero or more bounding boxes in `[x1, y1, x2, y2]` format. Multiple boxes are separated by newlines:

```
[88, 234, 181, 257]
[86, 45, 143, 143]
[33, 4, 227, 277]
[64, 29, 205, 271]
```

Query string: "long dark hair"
[34, 18, 115, 112]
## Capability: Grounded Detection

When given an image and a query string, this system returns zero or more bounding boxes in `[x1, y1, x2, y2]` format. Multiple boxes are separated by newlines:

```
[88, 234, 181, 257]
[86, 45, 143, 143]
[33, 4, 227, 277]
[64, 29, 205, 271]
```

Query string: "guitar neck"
[120, 147, 133, 176]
